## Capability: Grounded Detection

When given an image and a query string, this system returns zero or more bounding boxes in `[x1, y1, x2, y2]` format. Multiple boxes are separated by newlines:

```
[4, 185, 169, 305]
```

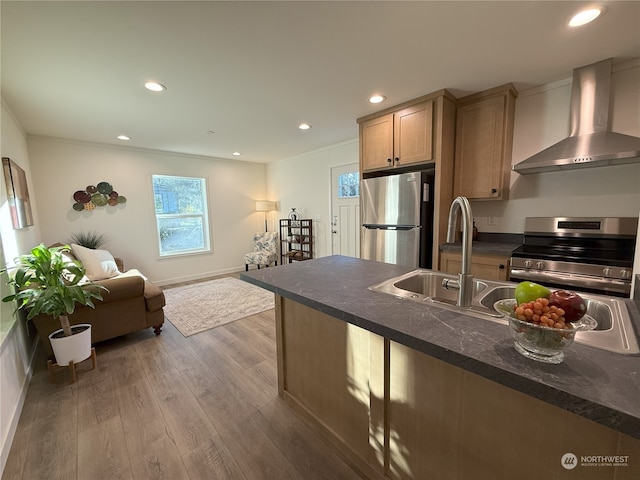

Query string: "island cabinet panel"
[276, 294, 639, 480]
[388, 341, 464, 479]
[439, 251, 509, 281]
[388, 341, 639, 480]
[277, 296, 387, 479]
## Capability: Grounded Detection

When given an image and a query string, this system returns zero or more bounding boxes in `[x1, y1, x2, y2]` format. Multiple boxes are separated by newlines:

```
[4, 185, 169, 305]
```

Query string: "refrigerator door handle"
[363, 224, 420, 231]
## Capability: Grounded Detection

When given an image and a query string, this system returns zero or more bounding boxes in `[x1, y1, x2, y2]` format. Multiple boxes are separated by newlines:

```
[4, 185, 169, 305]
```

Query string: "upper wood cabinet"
[358, 90, 457, 269]
[359, 100, 434, 172]
[453, 84, 517, 200]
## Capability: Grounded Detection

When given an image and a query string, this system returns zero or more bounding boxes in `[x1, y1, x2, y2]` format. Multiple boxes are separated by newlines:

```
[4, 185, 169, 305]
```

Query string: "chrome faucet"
[445, 196, 474, 307]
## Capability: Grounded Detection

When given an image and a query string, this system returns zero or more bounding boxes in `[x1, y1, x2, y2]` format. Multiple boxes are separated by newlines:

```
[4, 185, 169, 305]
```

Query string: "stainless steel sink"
[476, 285, 639, 354]
[369, 270, 507, 323]
[392, 271, 488, 300]
[370, 269, 640, 354]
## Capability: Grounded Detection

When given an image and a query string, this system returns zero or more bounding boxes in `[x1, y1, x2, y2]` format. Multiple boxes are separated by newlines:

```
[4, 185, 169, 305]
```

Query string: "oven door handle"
[509, 269, 630, 295]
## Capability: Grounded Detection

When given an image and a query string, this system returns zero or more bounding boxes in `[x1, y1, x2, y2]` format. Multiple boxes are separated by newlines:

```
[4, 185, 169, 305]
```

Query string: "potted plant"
[68, 230, 108, 249]
[2, 244, 106, 366]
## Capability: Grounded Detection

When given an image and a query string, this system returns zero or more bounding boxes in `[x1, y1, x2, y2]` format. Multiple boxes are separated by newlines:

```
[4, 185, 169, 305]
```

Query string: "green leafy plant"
[1, 244, 106, 336]
[68, 231, 108, 249]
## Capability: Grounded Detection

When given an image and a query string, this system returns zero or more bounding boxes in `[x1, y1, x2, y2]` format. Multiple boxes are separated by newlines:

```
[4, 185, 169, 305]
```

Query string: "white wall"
[27, 137, 269, 285]
[0, 101, 40, 476]
[471, 59, 640, 233]
[267, 139, 358, 259]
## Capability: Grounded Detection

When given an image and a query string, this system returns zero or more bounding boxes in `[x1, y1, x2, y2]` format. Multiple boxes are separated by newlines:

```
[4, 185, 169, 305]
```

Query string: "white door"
[330, 164, 360, 258]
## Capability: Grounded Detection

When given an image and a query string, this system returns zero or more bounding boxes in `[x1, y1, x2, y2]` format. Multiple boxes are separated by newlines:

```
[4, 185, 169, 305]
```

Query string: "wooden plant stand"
[47, 347, 97, 384]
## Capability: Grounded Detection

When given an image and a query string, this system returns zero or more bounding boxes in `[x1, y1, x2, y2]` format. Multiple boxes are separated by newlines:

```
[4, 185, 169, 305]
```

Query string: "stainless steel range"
[510, 217, 638, 297]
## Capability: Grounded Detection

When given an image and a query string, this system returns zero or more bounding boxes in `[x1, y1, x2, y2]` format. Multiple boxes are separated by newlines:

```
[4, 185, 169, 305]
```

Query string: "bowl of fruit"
[494, 282, 597, 364]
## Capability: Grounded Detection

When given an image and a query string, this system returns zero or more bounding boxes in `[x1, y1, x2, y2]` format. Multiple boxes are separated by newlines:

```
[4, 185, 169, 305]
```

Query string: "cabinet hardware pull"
[394, 157, 399, 163]
[387, 158, 392, 163]
[491, 188, 497, 194]
[499, 264, 505, 269]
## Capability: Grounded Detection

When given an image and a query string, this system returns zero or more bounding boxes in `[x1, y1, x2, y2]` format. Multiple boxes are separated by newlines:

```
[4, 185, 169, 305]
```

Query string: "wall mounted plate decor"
[2, 157, 34, 229]
[72, 181, 126, 211]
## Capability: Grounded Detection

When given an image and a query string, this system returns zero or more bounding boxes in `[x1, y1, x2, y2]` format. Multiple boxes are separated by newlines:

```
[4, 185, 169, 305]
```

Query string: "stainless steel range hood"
[513, 58, 640, 174]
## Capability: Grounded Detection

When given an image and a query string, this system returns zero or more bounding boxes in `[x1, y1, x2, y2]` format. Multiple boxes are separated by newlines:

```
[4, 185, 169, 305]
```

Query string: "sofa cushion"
[111, 269, 165, 312]
[71, 244, 121, 280]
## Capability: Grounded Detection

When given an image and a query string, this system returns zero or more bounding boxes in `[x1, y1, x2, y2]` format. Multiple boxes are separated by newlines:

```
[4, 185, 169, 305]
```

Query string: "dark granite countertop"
[241, 255, 640, 440]
[439, 232, 523, 257]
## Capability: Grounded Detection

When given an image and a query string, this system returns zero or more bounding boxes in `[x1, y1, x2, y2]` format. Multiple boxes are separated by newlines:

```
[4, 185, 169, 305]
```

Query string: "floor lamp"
[255, 201, 277, 232]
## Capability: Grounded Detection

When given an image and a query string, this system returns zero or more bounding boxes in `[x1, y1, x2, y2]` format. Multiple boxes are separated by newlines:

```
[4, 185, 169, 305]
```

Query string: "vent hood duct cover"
[513, 58, 640, 174]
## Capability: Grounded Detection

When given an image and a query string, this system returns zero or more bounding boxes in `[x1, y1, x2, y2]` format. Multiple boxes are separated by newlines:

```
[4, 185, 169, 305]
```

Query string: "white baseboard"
[154, 265, 246, 287]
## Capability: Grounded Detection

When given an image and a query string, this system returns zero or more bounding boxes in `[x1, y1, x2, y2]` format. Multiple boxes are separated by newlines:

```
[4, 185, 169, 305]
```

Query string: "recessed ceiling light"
[117, 135, 130, 141]
[144, 81, 166, 92]
[232, 152, 242, 156]
[298, 123, 312, 130]
[569, 7, 604, 27]
[369, 95, 386, 104]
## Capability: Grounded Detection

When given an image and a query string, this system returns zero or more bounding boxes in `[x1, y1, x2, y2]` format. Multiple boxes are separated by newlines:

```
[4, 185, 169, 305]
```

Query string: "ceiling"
[2, 1, 640, 164]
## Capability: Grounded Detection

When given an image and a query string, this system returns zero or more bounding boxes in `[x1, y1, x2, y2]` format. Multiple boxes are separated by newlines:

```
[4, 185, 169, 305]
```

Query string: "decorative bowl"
[494, 299, 597, 364]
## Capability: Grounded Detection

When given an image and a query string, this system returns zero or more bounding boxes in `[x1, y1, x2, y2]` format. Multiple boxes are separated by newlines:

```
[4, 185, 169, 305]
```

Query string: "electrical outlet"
[314, 215, 322, 222]
[488, 214, 496, 226]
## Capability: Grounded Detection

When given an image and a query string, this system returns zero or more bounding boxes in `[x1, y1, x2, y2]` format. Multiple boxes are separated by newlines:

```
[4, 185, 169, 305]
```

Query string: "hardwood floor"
[2, 275, 363, 480]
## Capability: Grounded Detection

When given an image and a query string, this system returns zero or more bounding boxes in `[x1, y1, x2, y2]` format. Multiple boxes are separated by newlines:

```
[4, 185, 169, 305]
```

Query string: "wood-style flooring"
[2, 275, 362, 480]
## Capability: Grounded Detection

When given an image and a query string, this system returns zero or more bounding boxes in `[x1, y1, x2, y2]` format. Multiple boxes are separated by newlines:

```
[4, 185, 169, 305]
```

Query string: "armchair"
[244, 232, 278, 271]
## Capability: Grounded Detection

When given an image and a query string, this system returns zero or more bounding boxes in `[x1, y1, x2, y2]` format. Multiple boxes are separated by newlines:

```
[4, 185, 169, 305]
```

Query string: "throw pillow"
[71, 243, 121, 281]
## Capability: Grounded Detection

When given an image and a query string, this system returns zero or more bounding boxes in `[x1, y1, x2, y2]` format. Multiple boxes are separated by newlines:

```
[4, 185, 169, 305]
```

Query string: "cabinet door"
[394, 101, 434, 167]
[361, 113, 394, 171]
[388, 341, 630, 480]
[439, 252, 509, 281]
[454, 95, 506, 199]
[278, 298, 380, 468]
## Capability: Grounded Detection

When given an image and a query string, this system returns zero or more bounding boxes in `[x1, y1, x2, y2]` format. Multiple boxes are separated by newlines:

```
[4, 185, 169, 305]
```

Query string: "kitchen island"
[241, 255, 640, 480]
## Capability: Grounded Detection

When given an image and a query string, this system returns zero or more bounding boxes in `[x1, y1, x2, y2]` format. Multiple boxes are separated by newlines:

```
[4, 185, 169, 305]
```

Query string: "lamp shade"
[255, 201, 276, 212]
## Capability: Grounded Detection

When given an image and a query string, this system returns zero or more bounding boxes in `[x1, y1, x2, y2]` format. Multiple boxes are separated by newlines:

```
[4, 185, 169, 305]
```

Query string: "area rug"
[162, 277, 274, 337]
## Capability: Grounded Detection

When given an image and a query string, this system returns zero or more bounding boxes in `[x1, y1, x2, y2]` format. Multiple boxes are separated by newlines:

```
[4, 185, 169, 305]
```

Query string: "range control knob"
[603, 267, 613, 277]
[620, 269, 631, 280]
[524, 259, 533, 269]
[536, 261, 545, 270]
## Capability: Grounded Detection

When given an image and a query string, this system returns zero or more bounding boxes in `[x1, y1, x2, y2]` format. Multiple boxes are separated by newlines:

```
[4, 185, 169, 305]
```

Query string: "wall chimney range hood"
[513, 58, 640, 174]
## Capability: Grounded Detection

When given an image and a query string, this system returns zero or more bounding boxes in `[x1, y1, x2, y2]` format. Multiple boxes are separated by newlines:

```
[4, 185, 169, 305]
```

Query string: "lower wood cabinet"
[439, 251, 509, 281]
[276, 296, 640, 480]
[277, 296, 386, 479]
[388, 342, 638, 480]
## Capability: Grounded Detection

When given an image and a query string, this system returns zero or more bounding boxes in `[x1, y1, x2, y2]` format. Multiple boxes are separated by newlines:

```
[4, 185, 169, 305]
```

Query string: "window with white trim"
[337, 171, 360, 198]
[152, 174, 211, 256]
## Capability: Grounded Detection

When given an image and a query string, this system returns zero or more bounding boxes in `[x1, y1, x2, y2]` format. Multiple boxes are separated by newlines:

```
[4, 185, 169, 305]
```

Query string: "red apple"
[549, 290, 587, 322]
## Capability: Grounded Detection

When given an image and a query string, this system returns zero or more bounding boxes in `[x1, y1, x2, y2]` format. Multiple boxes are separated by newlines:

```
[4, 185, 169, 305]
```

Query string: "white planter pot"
[49, 324, 92, 366]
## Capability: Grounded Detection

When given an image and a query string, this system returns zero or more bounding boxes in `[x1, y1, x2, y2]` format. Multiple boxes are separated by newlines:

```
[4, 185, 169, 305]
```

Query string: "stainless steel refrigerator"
[361, 170, 435, 268]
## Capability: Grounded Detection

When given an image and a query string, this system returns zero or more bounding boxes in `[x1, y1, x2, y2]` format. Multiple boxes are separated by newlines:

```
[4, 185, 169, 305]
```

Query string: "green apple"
[514, 281, 551, 304]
